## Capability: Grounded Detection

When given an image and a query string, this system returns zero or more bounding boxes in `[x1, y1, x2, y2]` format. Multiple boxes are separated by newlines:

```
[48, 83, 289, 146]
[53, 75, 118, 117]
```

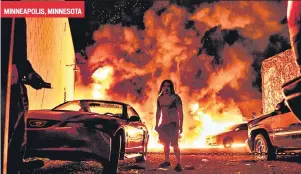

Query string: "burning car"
[25, 100, 149, 173]
[206, 123, 248, 148]
[205, 123, 248, 148]
[246, 100, 301, 160]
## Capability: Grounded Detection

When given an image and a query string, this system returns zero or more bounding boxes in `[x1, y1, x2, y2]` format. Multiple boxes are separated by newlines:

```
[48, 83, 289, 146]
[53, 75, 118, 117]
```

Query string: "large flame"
[91, 66, 114, 99]
[74, 1, 287, 149]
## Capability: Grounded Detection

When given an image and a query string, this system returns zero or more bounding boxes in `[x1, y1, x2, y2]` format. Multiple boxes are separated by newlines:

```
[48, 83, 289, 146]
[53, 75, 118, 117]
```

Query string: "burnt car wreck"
[25, 100, 149, 173]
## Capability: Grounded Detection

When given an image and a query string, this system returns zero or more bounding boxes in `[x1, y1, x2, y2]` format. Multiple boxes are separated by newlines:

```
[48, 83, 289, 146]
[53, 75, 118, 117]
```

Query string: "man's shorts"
[158, 122, 179, 146]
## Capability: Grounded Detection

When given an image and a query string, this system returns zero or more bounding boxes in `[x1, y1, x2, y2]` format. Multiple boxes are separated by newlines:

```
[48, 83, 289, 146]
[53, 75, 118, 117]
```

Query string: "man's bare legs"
[158, 144, 171, 168]
[164, 144, 170, 162]
[173, 145, 181, 164]
[159, 144, 182, 171]
[172, 144, 182, 172]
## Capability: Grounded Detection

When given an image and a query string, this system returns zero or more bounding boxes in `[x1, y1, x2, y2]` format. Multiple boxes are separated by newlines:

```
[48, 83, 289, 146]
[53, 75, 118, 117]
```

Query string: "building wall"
[26, 18, 75, 110]
[261, 49, 301, 114]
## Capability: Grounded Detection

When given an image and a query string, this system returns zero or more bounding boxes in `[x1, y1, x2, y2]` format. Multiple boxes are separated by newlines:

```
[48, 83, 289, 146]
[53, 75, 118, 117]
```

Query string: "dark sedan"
[25, 100, 149, 173]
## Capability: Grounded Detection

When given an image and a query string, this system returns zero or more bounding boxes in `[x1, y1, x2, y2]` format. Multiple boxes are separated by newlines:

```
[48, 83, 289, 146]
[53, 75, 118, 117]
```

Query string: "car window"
[226, 124, 239, 131]
[53, 101, 123, 118]
[238, 124, 248, 130]
[89, 102, 123, 118]
[127, 106, 140, 119]
[226, 123, 247, 131]
[53, 101, 81, 111]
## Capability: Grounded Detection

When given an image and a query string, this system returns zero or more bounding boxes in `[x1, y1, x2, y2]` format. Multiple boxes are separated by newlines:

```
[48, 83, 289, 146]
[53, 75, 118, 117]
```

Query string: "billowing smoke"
[75, 1, 288, 146]
[190, 1, 288, 51]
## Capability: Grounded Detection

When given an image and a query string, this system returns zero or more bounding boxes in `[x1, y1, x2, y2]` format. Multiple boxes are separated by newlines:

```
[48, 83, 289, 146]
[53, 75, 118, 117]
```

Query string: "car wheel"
[223, 137, 233, 148]
[254, 134, 276, 161]
[102, 134, 121, 174]
[135, 141, 148, 163]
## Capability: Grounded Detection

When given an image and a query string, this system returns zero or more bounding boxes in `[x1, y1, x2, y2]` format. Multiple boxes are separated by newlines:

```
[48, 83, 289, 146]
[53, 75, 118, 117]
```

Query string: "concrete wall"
[26, 18, 75, 110]
[261, 49, 301, 114]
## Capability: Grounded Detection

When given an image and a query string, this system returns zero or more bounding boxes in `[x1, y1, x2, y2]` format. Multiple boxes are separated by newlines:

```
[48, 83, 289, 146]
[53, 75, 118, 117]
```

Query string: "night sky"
[68, 0, 290, 92]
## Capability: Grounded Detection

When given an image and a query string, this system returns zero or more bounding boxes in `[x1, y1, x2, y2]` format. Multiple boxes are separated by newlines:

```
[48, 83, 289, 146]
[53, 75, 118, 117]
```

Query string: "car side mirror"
[235, 128, 240, 131]
[129, 115, 140, 122]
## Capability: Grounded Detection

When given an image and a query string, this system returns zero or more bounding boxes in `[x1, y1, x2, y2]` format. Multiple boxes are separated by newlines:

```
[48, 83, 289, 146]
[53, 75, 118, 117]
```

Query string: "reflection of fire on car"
[205, 123, 248, 148]
[246, 100, 301, 160]
[25, 100, 149, 173]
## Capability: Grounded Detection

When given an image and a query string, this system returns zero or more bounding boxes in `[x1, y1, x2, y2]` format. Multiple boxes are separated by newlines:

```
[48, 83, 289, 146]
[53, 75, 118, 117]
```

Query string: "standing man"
[1, 18, 48, 174]
[155, 79, 184, 172]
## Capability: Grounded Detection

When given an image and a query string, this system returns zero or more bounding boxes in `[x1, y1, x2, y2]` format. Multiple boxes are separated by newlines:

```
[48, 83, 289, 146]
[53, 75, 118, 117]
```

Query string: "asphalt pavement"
[29, 147, 301, 174]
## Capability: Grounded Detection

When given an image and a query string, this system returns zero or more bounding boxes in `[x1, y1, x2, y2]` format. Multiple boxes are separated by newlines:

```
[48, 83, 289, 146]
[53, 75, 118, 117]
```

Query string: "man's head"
[158, 79, 175, 95]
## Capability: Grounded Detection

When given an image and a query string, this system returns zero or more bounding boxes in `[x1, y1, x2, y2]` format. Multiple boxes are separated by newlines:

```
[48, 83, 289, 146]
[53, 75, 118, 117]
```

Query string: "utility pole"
[2, 18, 15, 174]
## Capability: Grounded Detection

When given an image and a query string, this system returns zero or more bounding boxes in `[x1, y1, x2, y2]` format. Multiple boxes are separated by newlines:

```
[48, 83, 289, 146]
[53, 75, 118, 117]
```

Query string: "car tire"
[223, 137, 233, 148]
[135, 141, 148, 163]
[102, 134, 121, 174]
[254, 134, 276, 161]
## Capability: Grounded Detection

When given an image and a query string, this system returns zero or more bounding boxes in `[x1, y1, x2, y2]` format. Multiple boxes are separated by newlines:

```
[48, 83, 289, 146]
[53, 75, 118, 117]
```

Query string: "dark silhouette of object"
[283, 1, 301, 122]
[155, 79, 184, 172]
[287, 1, 301, 72]
[282, 76, 301, 121]
[1, 18, 50, 174]
[79, 101, 91, 112]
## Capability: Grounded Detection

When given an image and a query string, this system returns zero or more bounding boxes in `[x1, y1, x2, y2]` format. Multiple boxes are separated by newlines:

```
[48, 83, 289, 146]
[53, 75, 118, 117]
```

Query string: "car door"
[273, 111, 301, 148]
[125, 106, 145, 152]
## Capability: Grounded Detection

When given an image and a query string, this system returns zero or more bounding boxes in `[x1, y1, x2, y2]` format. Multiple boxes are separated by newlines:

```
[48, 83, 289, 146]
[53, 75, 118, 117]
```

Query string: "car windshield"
[52, 101, 123, 118]
[225, 123, 247, 131]
[225, 124, 239, 131]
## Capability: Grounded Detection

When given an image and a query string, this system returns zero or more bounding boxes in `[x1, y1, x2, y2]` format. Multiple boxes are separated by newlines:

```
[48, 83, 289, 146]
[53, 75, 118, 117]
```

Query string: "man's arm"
[155, 98, 161, 128]
[287, 1, 301, 72]
[176, 95, 184, 133]
[12, 18, 48, 90]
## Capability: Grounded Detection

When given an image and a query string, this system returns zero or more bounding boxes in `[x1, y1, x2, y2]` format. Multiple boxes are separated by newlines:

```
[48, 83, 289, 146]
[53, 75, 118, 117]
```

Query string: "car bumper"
[26, 126, 111, 162]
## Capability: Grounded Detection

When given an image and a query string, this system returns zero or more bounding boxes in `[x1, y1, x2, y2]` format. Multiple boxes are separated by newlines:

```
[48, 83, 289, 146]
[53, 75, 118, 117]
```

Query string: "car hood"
[248, 112, 274, 126]
[27, 110, 124, 136]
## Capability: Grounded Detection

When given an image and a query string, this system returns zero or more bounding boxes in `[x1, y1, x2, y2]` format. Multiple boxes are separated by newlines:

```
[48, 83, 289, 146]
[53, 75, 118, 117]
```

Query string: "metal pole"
[3, 18, 15, 174]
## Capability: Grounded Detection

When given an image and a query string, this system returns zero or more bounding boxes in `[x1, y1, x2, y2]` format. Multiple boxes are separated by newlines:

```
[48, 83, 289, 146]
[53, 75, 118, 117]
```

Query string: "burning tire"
[223, 137, 233, 148]
[102, 134, 121, 174]
[254, 134, 276, 161]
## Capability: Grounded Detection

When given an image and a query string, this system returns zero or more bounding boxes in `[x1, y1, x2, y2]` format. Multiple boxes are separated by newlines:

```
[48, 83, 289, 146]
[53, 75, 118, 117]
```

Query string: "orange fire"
[91, 66, 114, 99]
[74, 2, 287, 149]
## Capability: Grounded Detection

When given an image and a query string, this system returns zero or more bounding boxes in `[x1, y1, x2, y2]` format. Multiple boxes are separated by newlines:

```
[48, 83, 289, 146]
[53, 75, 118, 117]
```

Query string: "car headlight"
[28, 120, 47, 128]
